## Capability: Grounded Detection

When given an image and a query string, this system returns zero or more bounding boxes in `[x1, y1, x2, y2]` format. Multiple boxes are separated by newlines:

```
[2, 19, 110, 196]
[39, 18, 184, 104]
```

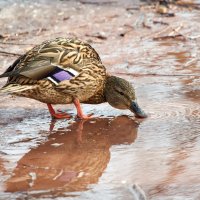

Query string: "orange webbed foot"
[51, 112, 72, 119]
[75, 113, 94, 120]
[47, 104, 72, 119]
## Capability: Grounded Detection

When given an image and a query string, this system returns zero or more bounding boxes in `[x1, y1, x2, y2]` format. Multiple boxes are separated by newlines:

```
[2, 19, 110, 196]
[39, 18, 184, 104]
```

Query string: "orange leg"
[73, 98, 93, 120]
[47, 104, 71, 119]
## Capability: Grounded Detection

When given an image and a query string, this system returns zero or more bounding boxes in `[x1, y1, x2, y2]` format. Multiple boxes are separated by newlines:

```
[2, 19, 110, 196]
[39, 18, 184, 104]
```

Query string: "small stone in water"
[51, 143, 64, 147]
[77, 171, 85, 178]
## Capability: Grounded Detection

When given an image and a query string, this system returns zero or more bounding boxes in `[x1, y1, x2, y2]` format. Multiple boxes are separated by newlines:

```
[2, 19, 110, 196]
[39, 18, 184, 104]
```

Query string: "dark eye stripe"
[115, 88, 124, 95]
[115, 89, 131, 100]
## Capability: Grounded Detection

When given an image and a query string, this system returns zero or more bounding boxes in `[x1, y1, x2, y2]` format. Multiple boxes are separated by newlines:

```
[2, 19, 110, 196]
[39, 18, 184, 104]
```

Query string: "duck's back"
[4, 38, 102, 79]
[0, 38, 106, 104]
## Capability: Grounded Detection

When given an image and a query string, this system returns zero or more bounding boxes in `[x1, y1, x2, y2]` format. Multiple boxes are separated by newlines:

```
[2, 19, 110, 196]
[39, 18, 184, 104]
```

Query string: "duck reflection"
[5, 116, 138, 193]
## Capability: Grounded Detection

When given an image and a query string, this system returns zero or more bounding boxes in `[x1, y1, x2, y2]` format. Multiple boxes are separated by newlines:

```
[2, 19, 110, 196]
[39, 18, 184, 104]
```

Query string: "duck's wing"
[0, 38, 106, 99]
[0, 38, 102, 81]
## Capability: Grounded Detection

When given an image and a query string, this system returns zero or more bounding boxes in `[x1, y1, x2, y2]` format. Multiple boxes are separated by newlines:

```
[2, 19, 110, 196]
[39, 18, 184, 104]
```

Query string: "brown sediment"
[0, 0, 200, 199]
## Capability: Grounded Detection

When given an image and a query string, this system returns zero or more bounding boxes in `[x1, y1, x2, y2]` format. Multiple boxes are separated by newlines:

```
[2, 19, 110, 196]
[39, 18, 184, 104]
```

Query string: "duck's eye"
[118, 91, 124, 95]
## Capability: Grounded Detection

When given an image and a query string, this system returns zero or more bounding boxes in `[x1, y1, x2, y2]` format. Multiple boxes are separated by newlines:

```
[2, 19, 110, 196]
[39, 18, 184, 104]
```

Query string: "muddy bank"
[0, 0, 200, 199]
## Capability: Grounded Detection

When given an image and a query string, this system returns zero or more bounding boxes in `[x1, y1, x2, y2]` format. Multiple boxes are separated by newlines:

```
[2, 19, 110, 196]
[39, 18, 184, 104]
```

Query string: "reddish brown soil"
[0, 0, 200, 199]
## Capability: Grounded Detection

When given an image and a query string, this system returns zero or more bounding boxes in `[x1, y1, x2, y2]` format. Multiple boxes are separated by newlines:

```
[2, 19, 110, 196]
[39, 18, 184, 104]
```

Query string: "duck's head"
[104, 76, 147, 118]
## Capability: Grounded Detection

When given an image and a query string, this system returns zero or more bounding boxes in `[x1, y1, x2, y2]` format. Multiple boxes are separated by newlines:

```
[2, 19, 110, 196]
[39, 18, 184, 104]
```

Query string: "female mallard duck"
[0, 38, 147, 119]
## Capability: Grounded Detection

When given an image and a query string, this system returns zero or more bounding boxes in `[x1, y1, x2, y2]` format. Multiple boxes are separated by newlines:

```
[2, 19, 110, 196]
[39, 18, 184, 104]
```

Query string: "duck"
[0, 37, 147, 119]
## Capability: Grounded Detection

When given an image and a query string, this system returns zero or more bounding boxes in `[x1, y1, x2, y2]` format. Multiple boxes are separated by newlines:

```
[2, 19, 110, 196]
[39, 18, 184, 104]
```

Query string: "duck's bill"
[130, 101, 147, 118]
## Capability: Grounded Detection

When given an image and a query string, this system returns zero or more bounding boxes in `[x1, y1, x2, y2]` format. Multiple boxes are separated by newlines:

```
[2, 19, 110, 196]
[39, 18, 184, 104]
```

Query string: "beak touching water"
[130, 101, 147, 118]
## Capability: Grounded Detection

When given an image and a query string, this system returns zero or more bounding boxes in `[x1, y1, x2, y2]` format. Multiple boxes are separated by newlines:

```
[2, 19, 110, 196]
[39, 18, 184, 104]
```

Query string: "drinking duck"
[0, 38, 147, 119]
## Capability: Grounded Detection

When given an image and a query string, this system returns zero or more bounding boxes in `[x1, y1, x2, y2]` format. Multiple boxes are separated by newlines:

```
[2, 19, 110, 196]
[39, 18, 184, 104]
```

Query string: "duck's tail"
[0, 84, 34, 94]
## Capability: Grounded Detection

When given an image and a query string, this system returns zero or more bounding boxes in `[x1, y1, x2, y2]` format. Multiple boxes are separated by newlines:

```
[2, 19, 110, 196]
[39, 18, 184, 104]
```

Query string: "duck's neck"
[84, 75, 113, 104]
[83, 87, 106, 104]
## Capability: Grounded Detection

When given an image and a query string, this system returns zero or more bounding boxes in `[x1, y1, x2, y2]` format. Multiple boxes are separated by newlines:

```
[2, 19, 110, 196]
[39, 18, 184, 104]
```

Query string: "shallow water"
[0, 0, 200, 199]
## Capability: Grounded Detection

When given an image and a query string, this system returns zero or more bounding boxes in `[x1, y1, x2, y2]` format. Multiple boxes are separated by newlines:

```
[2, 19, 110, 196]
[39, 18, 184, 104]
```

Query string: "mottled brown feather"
[0, 38, 107, 104]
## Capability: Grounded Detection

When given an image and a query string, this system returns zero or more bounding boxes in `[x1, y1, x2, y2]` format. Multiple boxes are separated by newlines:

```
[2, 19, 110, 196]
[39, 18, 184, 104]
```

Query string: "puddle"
[0, 116, 140, 199]
[0, 0, 200, 199]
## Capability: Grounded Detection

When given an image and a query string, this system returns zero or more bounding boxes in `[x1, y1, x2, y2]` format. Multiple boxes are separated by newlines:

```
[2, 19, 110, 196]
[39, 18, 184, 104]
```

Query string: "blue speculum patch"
[47, 67, 77, 85]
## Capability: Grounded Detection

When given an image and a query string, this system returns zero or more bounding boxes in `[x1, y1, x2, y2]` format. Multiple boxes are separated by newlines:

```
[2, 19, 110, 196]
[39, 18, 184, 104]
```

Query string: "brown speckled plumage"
[0, 38, 106, 104]
[0, 38, 147, 119]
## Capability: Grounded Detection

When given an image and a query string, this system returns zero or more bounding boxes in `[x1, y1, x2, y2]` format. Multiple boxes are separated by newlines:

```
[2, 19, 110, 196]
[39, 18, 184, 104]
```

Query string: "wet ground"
[0, 0, 200, 199]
